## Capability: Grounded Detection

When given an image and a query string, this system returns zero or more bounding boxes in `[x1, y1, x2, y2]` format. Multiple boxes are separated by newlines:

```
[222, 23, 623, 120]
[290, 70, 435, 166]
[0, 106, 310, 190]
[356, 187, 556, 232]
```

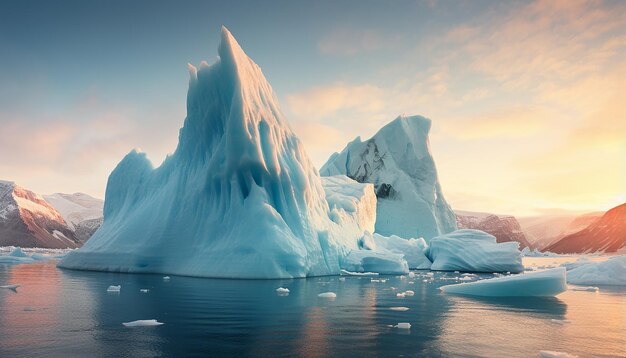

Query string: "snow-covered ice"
[58, 27, 373, 279]
[389, 307, 409, 311]
[394, 323, 411, 329]
[427, 229, 523, 273]
[566, 255, 626, 286]
[276, 287, 290, 295]
[320, 115, 457, 241]
[318, 292, 336, 298]
[122, 319, 164, 327]
[440, 268, 567, 297]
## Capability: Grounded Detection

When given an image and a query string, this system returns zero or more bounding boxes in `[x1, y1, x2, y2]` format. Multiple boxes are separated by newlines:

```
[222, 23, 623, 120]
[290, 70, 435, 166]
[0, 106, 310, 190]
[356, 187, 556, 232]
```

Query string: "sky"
[1, 0, 624, 216]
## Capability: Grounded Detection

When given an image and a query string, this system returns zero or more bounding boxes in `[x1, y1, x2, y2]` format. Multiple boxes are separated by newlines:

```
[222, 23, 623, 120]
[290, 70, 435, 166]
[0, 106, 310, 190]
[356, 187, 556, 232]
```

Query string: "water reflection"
[0, 260, 624, 357]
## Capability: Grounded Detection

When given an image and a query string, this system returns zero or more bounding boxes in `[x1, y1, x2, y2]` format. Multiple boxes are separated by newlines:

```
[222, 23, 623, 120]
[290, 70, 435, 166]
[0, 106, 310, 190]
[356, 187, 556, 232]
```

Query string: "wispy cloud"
[318, 27, 403, 56]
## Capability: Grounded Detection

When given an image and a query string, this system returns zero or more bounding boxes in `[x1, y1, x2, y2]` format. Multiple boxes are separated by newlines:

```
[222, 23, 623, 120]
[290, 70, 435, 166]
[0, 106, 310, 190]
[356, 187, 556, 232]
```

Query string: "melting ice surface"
[0, 259, 624, 357]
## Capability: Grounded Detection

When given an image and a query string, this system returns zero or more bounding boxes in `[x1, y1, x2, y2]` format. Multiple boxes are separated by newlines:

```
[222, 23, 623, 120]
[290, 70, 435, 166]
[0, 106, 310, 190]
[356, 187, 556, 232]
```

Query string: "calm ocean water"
[0, 257, 624, 357]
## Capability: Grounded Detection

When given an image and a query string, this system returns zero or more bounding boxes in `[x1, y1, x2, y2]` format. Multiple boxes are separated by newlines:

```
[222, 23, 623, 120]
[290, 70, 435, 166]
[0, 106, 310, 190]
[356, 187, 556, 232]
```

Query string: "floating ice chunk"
[318, 292, 336, 299]
[370, 233, 432, 269]
[107, 285, 121, 293]
[0, 284, 20, 292]
[427, 229, 523, 273]
[566, 255, 626, 286]
[396, 292, 405, 298]
[163, 276, 170, 281]
[395, 323, 411, 329]
[122, 319, 164, 327]
[276, 287, 290, 295]
[340, 269, 378, 276]
[459, 276, 474, 281]
[568, 286, 599, 292]
[9, 247, 29, 258]
[550, 319, 571, 325]
[140, 289, 149, 293]
[404, 290, 414, 296]
[408, 272, 415, 278]
[390, 307, 410, 311]
[542, 352, 577, 358]
[342, 249, 409, 275]
[440, 268, 567, 297]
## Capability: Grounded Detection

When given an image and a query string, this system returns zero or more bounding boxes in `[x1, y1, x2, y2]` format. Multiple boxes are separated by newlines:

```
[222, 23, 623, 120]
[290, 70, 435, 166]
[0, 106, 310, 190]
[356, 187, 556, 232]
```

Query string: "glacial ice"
[322, 175, 377, 236]
[320, 115, 457, 240]
[440, 268, 567, 297]
[566, 255, 626, 286]
[427, 229, 524, 273]
[122, 319, 164, 327]
[59, 27, 370, 279]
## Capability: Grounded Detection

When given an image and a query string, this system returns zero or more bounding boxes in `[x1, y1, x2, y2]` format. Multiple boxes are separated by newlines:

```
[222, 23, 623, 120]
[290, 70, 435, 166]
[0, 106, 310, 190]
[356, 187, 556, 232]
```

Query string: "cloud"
[318, 28, 402, 56]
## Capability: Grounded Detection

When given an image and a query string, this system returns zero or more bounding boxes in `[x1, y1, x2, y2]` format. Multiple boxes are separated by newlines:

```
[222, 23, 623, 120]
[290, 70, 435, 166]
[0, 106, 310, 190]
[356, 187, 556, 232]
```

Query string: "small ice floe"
[408, 272, 415, 278]
[404, 290, 415, 296]
[390, 307, 410, 311]
[460, 273, 475, 277]
[396, 292, 406, 298]
[454, 271, 460, 273]
[163, 276, 171, 281]
[122, 319, 164, 327]
[568, 286, 599, 292]
[276, 287, 290, 295]
[550, 319, 571, 325]
[140, 289, 149, 293]
[371, 279, 381, 283]
[539, 350, 577, 358]
[408, 281, 414, 284]
[0, 284, 20, 292]
[340, 270, 378, 276]
[425, 272, 434, 277]
[459, 276, 474, 281]
[394, 323, 411, 329]
[107, 285, 121, 293]
[318, 292, 336, 299]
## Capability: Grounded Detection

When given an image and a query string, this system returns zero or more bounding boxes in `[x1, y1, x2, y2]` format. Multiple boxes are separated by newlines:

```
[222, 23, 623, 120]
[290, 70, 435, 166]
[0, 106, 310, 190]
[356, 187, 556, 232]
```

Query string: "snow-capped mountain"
[43, 193, 103, 242]
[60, 27, 377, 278]
[0, 180, 80, 248]
[519, 211, 604, 250]
[320, 115, 457, 241]
[455, 210, 531, 249]
[545, 203, 625, 253]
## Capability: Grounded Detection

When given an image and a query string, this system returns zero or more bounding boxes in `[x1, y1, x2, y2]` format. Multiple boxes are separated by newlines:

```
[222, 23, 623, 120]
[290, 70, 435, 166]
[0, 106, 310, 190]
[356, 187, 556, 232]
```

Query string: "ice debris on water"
[276, 287, 290, 295]
[140, 289, 149, 293]
[318, 292, 336, 299]
[107, 285, 121, 293]
[390, 307, 410, 311]
[122, 319, 164, 327]
[395, 323, 411, 329]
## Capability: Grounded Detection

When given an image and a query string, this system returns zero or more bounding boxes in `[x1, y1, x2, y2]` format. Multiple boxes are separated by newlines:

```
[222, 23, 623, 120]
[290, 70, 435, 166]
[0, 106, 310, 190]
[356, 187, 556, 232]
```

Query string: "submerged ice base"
[440, 268, 567, 297]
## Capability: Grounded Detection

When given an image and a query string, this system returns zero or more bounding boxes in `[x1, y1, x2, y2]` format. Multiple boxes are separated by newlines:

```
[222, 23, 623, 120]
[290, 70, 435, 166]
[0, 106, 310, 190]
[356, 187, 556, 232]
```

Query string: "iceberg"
[566, 255, 626, 286]
[341, 248, 409, 275]
[440, 268, 567, 297]
[427, 229, 523, 273]
[317, 292, 336, 299]
[59, 27, 370, 279]
[322, 175, 377, 236]
[370, 232, 431, 269]
[320, 115, 457, 240]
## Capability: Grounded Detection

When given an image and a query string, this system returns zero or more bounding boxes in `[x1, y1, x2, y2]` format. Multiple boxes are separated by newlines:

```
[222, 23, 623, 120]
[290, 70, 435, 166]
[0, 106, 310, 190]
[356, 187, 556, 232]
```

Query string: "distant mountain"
[43, 193, 103, 242]
[545, 203, 626, 254]
[519, 211, 604, 250]
[0, 181, 80, 248]
[455, 210, 531, 249]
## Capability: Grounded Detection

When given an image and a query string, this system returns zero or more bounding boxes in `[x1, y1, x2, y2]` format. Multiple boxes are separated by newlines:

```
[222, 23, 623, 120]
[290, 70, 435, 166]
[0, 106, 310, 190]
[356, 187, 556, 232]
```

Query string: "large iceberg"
[320, 115, 457, 241]
[321, 175, 376, 237]
[440, 268, 567, 297]
[59, 27, 369, 279]
[567, 255, 626, 286]
[427, 229, 524, 273]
